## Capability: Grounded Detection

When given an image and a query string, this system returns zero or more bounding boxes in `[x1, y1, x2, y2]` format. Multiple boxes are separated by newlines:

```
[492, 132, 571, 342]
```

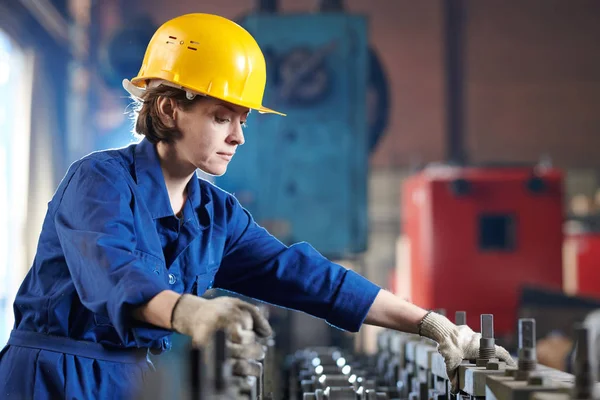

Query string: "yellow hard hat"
[123, 13, 284, 116]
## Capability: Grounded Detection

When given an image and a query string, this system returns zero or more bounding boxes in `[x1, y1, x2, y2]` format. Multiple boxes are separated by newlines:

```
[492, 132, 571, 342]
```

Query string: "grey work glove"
[420, 312, 516, 393]
[171, 294, 272, 349]
[231, 359, 263, 378]
[225, 311, 267, 378]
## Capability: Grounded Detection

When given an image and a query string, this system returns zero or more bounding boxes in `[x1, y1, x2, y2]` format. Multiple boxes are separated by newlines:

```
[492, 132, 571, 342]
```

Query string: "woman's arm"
[213, 195, 381, 333]
[214, 194, 430, 334]
[363, 289, 428, 334]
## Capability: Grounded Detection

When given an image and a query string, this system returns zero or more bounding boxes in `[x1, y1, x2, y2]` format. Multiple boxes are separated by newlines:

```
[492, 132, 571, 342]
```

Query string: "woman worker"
[0, 13, 515, 399]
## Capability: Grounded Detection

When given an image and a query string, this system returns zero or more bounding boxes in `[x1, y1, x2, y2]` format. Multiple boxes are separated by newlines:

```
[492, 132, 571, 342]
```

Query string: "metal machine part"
[478, 314, 496, 366]
[137, 329, 270, 400]
[485, 316, 572, 400]
[456, 311, 467, 326]
[293, 311, 599, 400]
[486, 317, 599, 400]
[573, 326, 595, 400]
[516, 318, 537, 380]
[461, 315, 517, 397]
[289, 346, 394, 400]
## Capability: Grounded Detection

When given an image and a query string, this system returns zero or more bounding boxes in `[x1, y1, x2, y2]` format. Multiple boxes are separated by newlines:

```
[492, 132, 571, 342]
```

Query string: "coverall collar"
[133, 138, 207, 226]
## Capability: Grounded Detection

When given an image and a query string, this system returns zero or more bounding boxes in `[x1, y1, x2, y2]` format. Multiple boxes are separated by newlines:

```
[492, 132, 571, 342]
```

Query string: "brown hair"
[130, 85, 203, 144]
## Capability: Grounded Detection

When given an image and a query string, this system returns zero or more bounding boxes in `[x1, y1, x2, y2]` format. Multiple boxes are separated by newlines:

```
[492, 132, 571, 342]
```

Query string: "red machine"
[399, 165, 564, 336]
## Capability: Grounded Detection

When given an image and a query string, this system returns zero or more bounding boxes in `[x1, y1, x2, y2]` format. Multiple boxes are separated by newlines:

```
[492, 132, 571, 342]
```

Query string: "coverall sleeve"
[213, 195, 381, 333]
[54, 159, 171, 346]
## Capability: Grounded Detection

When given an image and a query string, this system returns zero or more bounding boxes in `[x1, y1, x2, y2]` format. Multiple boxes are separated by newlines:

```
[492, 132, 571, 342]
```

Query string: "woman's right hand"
[420, 312, 516, 393]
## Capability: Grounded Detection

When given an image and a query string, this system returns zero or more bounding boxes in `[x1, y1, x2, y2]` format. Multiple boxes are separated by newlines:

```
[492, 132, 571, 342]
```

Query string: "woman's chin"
[198, 164, 228, 177]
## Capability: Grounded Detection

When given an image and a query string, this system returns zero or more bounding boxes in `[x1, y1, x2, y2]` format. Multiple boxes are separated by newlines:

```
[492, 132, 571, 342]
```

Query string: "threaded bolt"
[478, 347, 495, 360]
[517, 319, 537, 373]
[455, 311, 467, 326]
[518, 357, 537, 372]
[478, 314, 495, 361]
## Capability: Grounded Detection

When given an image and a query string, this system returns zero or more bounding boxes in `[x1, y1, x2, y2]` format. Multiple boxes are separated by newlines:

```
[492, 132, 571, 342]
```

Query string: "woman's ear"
[156, 97, 178, 127]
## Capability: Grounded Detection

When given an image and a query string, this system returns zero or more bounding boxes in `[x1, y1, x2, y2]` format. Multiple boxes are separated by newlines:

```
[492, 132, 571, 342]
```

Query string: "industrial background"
[0, 0, 599, 398]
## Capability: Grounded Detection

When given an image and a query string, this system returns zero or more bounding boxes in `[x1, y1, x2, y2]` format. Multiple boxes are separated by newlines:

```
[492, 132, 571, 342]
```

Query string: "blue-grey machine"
[215, 7, 371, 259]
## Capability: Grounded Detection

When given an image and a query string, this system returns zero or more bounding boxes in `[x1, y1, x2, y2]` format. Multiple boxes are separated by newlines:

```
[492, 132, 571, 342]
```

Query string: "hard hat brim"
[124, 78, 286, 116]
[257, 106, 286, 117]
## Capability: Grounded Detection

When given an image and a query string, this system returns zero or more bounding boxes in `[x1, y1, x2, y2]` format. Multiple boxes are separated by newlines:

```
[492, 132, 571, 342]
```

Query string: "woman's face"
[169, 96, 250, 176]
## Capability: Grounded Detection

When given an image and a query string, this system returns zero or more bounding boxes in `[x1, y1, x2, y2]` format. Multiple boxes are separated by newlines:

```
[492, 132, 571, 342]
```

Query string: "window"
[478, 213, 516, 251]
[0, 28, 32, 346]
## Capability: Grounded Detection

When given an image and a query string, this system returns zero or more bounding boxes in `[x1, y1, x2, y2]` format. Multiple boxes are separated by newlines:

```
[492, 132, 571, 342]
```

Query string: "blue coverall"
[0, 138, 381, 399]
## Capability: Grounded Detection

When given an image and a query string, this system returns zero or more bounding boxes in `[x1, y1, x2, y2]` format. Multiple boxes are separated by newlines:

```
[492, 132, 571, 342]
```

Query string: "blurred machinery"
[96, 14, 157, 90]
[0, 0, 74, 180]
[563, 214, 600, 300]
[216, 10, 369, 257]
[517, 287, 600, 349]
[283, 312, 599, 400]
[399, 165, 564, 337]
[151, 309, 599, 399]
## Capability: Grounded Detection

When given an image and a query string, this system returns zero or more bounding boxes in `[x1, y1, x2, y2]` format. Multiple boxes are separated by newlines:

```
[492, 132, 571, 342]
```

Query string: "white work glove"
[420, 312, 516, 393]
[171, 294, 272, 377]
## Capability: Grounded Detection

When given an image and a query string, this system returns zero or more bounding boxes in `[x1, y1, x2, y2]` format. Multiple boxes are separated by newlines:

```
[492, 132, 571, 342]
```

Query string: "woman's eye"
[215, 116, 230, 124]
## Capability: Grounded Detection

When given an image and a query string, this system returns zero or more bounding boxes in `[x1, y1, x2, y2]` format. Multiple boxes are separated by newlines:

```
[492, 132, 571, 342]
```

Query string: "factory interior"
[0, 0, 600, 399]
